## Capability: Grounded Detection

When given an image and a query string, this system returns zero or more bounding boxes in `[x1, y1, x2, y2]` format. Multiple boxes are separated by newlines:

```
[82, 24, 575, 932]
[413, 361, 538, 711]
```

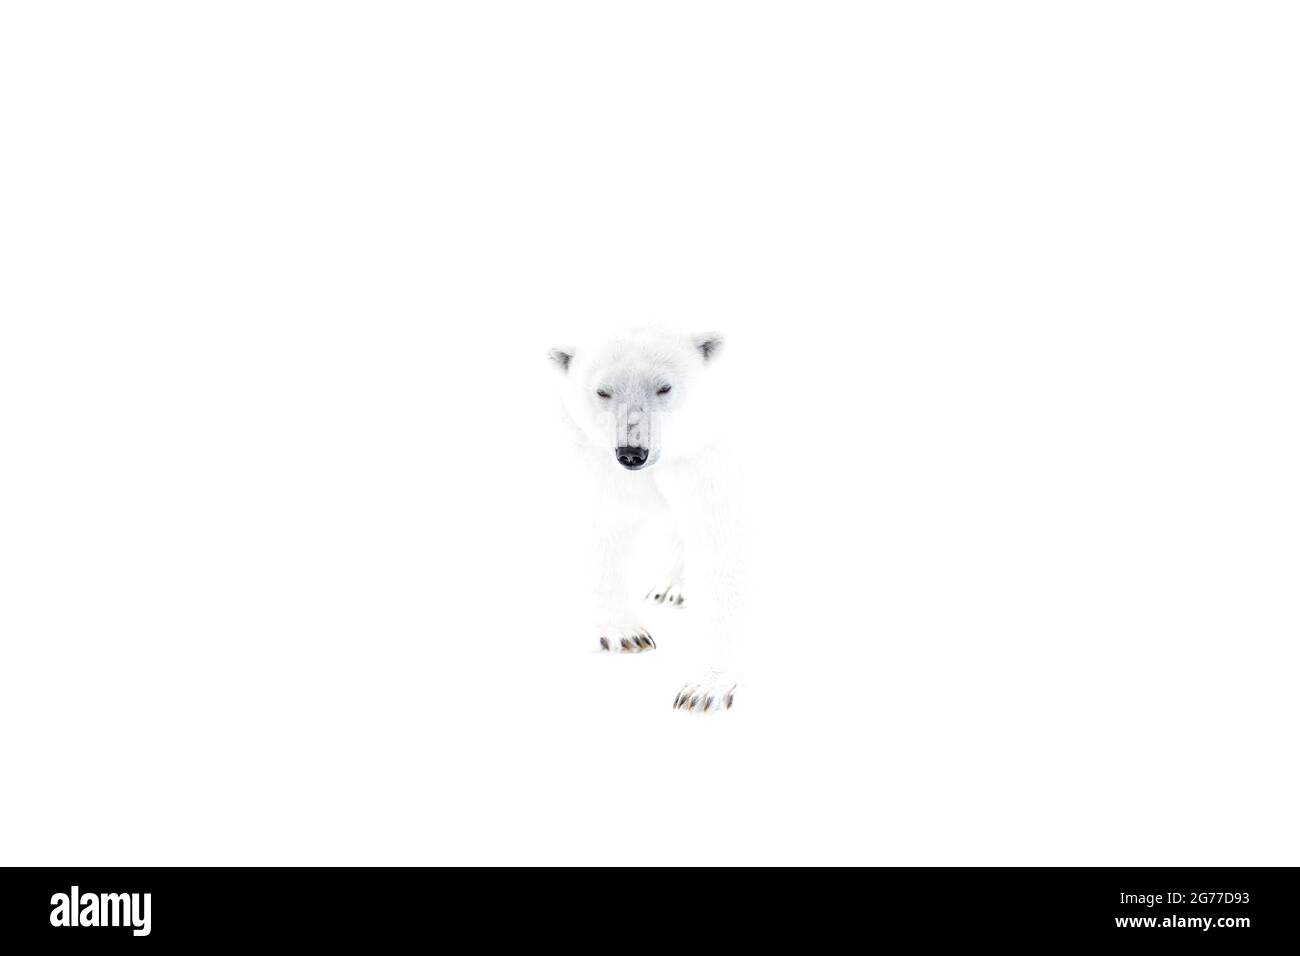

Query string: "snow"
[2, 2, 1298, 865]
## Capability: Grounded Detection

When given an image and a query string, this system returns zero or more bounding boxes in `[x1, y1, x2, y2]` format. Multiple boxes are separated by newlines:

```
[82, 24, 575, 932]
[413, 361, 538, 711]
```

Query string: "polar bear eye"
[596, 389, 611, 399]
[657, 385, 672, 395]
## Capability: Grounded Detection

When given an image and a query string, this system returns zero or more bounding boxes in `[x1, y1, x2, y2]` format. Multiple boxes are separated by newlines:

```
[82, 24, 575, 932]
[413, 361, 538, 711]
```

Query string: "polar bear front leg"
[657, 458, 744, 713]
[592, 514, 655, 653]
[670, 562, 741, 712]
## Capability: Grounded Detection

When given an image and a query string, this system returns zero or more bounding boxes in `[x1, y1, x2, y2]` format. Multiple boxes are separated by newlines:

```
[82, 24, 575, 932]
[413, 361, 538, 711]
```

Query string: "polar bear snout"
[615, 445, 650, 470]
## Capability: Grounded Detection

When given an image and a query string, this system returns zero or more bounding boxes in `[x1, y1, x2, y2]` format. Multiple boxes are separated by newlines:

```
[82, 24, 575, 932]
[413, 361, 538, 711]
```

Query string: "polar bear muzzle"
[613, 404, 658, 470]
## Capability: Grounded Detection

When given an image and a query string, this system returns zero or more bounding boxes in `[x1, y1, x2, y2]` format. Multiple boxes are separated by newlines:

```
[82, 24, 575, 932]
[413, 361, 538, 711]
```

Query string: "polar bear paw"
[672, 674, 738, 713]
[644, 581, 685, 607]
[598, 624, 656, 653]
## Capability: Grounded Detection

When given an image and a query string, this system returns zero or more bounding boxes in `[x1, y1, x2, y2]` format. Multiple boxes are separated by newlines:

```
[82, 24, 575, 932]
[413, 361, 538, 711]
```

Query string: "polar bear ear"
[694, 333, 724, 363]
[547, 348, 574, 374]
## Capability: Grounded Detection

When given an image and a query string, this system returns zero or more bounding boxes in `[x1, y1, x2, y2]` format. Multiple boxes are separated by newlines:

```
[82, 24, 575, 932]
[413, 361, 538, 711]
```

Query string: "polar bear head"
[549, 327, 725, 470]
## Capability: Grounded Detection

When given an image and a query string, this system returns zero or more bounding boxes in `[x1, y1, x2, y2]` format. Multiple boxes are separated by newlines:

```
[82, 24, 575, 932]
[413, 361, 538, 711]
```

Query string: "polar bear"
[549, 327, 743, 713]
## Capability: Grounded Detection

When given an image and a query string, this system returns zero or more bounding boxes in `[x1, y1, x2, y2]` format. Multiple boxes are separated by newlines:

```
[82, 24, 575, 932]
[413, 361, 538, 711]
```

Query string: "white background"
[2, 2, 1297, 865]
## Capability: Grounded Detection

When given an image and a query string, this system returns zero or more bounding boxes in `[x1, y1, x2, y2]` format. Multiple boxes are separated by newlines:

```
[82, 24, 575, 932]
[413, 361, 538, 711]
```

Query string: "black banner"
[0, 867, 1293, 946]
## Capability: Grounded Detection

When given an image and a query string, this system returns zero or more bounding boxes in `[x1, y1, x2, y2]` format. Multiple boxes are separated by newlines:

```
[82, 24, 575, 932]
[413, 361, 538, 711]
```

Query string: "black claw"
[725, 692, 734, 709]
[620, 637, 632, 650]
[599, 637, 609, 651]
[704, 696, 714, 711]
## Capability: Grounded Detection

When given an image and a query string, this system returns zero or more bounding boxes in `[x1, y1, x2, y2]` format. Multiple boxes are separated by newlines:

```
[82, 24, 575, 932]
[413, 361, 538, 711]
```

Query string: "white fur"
[550, 327, 743, 713]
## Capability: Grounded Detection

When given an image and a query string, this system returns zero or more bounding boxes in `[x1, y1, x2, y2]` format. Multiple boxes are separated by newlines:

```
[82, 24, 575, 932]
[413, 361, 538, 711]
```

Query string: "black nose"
[616, 446, 649, 469]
